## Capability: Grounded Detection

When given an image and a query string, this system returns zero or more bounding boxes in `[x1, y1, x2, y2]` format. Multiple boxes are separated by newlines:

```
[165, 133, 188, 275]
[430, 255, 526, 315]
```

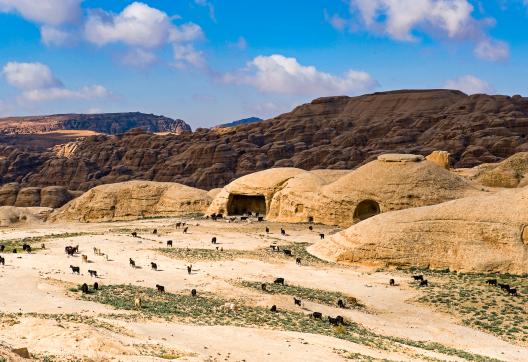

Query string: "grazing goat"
[335, 316, 346, 325]
[183, 227, 189, 234]
[508, 288, 518, 296]
[293, 297, 302, 306]
[88, 270, 98, 278]
[0, 256, 5, 265]
[129, 258, 136, 268]
[211, 237, 217, 244]
[312, 312, 322, 319]
[134, 295, 142, 309]
[131, 232, 138, 238]
[499, 283, 510, 291]
[12, 248, 17, 254]
[70, 265, 80, 274]
[337, 299, 345, 308]
[412, 275, 424, 281]
[389, 279, 395, 286]
[486, 279, 497, 286]
[240, 216, 248, 221]
[22, 244, 30, 251]
[280, 228, 286, 236]
[258, 216, 264, 222]
[419, 280, 428, 287]
[274, 277, 285, 285]
[156, 284, 165, 293]
[82, 255, 88, 263]
[261, 283, 267, 292]
[166, 240, 173, 247]
[296, 257, 301, 265]
[191, 288, 197, 297]
[187, 264, 192, 274]
[151, 262, 157, 271]
[270, 305, 277, 312]
[319, 233, 325, 240]
[175, 222, 181, 228]
[269, 245, 277, 251]
[283, 249, 292, 256]
[153, 229, 157, 235]
[81, 283, 89, 293]
[265, 227, 269, 233]
[309, 225, 313, 231]
[93, 282, 99, 290]
[328, 316, 340, 326]
[24, 245, 31, 253]
[41, 243, 45, 249]
[0, 244, 4, 252]
[65, 246, 75, 256]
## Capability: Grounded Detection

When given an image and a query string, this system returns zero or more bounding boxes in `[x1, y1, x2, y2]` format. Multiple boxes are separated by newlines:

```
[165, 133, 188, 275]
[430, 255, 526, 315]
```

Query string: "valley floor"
[0, 217, 526, 362]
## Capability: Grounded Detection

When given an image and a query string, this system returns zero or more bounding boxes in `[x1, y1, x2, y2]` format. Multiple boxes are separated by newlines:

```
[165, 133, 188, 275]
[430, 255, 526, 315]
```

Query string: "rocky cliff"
[1, 89, 528, 191]
[0, 112, 191, 135]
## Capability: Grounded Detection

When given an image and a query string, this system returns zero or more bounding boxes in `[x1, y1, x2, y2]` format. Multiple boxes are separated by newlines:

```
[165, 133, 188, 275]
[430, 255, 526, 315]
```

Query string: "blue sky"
[0, 0, 526, 128]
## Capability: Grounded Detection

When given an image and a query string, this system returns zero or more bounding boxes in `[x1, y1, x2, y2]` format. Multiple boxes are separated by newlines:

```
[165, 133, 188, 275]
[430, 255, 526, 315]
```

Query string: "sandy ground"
[0, 217, 526, 361]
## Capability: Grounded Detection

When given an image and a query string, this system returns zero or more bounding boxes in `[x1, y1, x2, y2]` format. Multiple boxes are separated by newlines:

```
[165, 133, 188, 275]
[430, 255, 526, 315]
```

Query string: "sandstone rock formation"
[0, 206, 51, 226]
[2, 90, 528, 190]
[0, 183, 77, 208]
[426, 151, 450, 169]
[309, 187, 528, 274]
[207, 155, 482, 227]
[0, 112, 191, 135]
[458, 152, 528, 188]
[50, 181, 211, 222]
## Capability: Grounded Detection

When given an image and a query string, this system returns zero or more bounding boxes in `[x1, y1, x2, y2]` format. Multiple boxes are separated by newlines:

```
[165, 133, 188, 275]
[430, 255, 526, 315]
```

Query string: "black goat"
[153, 229, 157, 235]
[0, 256, 5, 265]
[12, 248, 17, 254]
[258, 216, 264, 222]
[412, 275, 424, 281]
[270, 305, 277, 312]
[129, 258, 136, 268]
[280, 228, 286, 236]
[319, 233, 325, 240]
[420, 280, 429, 287]
[88, 270, 98, 277]
[187, 265, 192, 274]
[0, 244, 4, 252]
[293, 297, 302, 306]
[486, 279, 497, 286]
[93, 282, 99, 290]
[261, 283, 267, 292]
[274, 277, 284, 285]
[131, 232, 138, 238]
[156, 284, 165, 293]
[308, 225, 313, 231]
[211, 237, 217, 244]
[191, 288, 197, 297]
[183, 227, 189, 234]
[296, 257, 301, 265]
[283, 249, 292, 256]
[166, 240, 173, 247]
[508, 288, 518, 296]
[389, 278, 395, 286]
[312, 312, 322, 319]
[70, 265, 80, 274]
[151, 262, 157, 270]
[337, 299, 345, 308]
[265, 227, 269, 233]
[81, 283, 89, 293]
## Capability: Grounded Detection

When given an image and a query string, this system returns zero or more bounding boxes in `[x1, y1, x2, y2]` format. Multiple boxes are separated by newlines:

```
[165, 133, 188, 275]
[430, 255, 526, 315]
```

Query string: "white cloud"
[120, 48, 157, 67]
[0, 0, 81, 26]
[474, 38, 509, 61]
[2, 61, 108, 102]
[172, 44, 206, 69]
[41, 25, 74, 46]
[2, 62, 61, 90]
[194, 0, 216, 22]
[443, 74, 492, 94]
[84, 2, 203, 48]
[222, 54, 377, 96]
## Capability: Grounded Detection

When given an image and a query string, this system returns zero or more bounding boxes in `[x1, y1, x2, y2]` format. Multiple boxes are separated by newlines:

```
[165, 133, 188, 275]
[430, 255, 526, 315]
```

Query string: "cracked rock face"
[310, 187, 528, 274]
[2, 90, 528, 191]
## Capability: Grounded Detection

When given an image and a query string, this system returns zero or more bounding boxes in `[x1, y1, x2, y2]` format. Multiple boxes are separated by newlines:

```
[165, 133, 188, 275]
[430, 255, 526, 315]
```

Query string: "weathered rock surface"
[50, 180, 211, 222]
[0, 206, 51, 226]
[309, 187, 528, 274]
[207, 156, 482, 227]
[0, 183, 77, 208]
[459, 152, 528, 188]
[2, 90, 528, 190]
[0, 112, 191, 135]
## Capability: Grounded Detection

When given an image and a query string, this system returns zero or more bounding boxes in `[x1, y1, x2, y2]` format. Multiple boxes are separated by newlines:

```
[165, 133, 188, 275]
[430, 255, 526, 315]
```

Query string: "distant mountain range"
[214, 117, 262, 128]
[0, 112, 191, 135]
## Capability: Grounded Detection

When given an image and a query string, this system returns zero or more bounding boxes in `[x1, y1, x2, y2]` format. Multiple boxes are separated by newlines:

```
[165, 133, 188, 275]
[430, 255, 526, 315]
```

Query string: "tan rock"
[208, 155, 482, 227]
[14, 187, 41, 207]
[0, 182, 20, 206]
[377, 154, 425, 162]
[0, 206, 51, 226]
[309, 187, 528, 274]
[50, 180, 211, 222]
[426, 150, 450, 169]
[40, 186, 74, 208]
[468, 152, 528, 188]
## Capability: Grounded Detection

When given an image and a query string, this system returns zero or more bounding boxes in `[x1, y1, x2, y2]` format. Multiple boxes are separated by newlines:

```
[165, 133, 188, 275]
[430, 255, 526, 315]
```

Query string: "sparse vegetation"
[0, 232, 93, 252]
[402, 268, 528, 344]
[238, 280, 363, 309]
[79, 284, 503, 362]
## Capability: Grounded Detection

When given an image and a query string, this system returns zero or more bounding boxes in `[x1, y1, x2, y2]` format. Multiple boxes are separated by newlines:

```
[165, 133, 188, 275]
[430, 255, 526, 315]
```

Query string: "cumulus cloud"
[2, 61, 108, 102]
[329, 0, 509, 61]
[443, 74, 492, 94]
[84, 2, 203, 48]
[222, 54, 377, 96]
[0, 0, 82, 26]
[474, 38, 509, 61]
[41, 25, 74, 46]
[120, 48, 157, 67]
[172, 44, 206, 69]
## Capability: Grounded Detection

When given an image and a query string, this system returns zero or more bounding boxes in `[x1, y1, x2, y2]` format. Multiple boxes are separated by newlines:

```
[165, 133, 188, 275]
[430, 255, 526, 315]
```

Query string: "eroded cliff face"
[1, 89, 528, 191]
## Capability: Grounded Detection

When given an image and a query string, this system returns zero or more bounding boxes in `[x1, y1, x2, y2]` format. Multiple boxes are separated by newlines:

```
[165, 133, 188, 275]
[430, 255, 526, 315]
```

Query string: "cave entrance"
[227, 194, 266, 215]
[353, 200, 380, 221]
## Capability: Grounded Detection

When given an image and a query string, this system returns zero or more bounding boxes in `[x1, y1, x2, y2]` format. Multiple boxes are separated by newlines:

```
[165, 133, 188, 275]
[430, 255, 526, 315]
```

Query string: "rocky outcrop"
[309, 187, 528, 274]
[50, 181, 211, 222]
[0, 206, 51, 226]
[2, 90, 528, 190]
[426, 151, 450, 169]
[0, 112, 191, 135]
[0, 183, 77, 208]
[207, 156, 483, 227]
[460, 152, 528, 188]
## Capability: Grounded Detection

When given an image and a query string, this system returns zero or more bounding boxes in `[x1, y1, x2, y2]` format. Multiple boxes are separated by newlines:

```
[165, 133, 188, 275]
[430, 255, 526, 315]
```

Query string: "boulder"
[40, 186, 74, 208]
[14, 187, 41, 207]
[0, 182, 20, 206]
[426, 150, 450, 169]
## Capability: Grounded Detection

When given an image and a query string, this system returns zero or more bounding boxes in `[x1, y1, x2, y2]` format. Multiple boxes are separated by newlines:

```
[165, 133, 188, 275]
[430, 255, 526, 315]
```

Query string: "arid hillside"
[1, 89, 528, 190]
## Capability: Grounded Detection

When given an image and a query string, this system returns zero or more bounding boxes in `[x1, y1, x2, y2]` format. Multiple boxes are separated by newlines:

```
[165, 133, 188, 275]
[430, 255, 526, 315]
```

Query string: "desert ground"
[0, 216, 527, 362]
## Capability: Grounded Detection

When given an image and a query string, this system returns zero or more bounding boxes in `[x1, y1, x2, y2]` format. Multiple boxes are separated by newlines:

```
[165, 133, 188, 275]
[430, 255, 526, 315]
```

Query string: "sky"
[0, 0, 526, 128]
